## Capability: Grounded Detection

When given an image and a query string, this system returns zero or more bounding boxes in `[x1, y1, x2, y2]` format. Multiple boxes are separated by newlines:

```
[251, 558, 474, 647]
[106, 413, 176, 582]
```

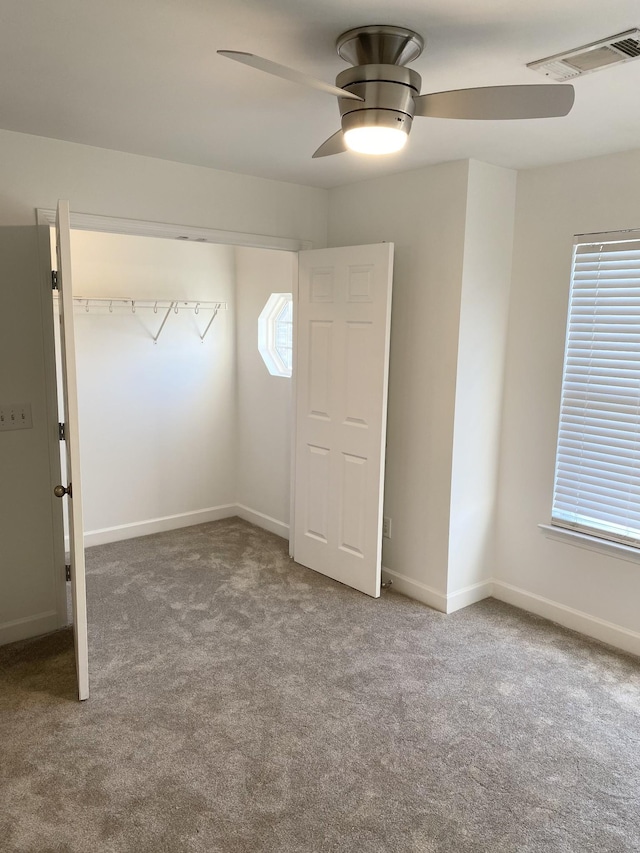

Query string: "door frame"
[36, 207, 313, 625]
[36, 209, 312, 252]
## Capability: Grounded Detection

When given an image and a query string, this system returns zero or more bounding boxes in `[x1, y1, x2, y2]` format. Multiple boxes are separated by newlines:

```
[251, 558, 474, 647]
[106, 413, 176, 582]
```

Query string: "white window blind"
[552, 234, 640, 546]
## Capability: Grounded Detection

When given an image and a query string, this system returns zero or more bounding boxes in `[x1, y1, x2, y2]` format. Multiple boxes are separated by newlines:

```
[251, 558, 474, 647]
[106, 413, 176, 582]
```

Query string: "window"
[258, 293, 293, 377]
[552, 231, 640, 547]
[274, 298, 293, 373]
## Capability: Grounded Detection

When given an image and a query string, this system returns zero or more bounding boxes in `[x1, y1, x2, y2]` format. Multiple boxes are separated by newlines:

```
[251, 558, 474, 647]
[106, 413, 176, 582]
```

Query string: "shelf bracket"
[199, 304, 220, 343]
[152, 302, 175, 344]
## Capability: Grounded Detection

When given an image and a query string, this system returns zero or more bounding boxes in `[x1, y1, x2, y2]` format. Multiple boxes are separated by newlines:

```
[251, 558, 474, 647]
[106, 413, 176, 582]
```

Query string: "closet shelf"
[53, 296, 227, 343]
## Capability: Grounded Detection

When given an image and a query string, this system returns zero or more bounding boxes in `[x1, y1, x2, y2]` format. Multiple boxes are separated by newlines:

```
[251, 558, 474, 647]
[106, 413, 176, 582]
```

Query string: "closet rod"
[53, 296, 227, 343]
[70, 297, 227, 311]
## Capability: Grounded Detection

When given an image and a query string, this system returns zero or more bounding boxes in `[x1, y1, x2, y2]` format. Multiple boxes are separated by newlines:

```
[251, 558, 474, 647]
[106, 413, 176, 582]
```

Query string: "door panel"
[308, 322, 333, 418]
[340, 452, 367, 556]
[293, 243, 393, 598]
[306, 444, 331, 541]
[344, 322, 373, 426]
[55, 200, 89, 701]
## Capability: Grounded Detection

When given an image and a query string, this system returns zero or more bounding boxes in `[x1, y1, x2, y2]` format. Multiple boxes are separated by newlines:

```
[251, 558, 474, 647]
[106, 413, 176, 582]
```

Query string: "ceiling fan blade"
[217, 51, 363, 101]
[413, 84, 575, 120]
[312, 130, 347, 159]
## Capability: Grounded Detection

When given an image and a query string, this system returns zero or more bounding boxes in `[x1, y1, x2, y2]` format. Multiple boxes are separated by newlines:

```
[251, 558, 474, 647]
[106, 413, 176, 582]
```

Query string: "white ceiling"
[2, 0, 640, 188]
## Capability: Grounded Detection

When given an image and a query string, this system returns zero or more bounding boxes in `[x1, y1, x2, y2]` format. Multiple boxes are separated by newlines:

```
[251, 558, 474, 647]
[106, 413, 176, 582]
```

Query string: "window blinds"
[552, 235, 640, 546]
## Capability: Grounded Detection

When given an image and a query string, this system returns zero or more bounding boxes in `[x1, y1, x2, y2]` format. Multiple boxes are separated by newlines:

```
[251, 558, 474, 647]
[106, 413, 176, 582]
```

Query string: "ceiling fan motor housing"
[336, 64, 422, 136]
[335, 26, 424, 137]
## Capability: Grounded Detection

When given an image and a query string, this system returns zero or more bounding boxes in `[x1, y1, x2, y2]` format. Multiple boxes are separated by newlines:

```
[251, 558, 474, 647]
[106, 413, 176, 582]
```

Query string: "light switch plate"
[0, 403, 33, 431]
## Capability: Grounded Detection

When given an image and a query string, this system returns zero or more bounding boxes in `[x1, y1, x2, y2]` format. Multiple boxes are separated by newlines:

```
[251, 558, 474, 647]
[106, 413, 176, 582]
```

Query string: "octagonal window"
[258, 293, 293, 377]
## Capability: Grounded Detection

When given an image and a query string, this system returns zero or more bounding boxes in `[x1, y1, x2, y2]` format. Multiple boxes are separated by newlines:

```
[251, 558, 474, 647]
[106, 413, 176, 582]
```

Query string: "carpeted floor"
[1, 518, 639, 852]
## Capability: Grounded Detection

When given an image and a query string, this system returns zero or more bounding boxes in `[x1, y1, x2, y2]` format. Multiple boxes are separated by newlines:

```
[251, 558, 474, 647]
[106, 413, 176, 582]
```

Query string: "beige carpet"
[1, 518, 639, 852]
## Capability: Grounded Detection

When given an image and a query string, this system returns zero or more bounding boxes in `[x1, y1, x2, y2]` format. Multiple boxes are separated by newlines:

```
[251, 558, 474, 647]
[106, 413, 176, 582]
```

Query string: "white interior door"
[293, 243, 393, 597]
[55, 200, 89, 701]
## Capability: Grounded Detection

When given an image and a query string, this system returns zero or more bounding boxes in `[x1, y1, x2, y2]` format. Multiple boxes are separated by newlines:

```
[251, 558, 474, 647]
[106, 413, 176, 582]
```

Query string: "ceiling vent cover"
[528, 29, 640, 81]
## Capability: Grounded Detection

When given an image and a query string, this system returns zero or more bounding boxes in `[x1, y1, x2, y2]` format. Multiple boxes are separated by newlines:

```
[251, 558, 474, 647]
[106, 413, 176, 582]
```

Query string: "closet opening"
[43, 206, 392, 703]
[50, 226, 297, 627]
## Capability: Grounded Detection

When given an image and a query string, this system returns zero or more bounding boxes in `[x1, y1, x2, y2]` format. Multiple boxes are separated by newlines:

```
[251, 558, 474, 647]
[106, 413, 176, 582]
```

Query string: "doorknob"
[54, 484, 72, 498]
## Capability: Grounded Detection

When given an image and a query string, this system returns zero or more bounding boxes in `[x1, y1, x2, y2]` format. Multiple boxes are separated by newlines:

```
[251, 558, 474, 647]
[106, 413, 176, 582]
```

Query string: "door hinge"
[58, 422, 66, 441]
[51, 270, 59, 290]
[65, 564, 71, 582]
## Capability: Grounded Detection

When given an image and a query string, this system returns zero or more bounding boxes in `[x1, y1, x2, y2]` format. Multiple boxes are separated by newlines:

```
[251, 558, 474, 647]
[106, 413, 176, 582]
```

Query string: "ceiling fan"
[218, 25, 575, 158]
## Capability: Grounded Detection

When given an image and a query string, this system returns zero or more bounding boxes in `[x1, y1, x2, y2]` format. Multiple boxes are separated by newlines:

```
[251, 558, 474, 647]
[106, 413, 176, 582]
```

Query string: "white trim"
[574, 228, 640, 244]
[36, 208, 312, 252]
[79, 504, 290, 548]
[492, 580, 640, 658]
[539, 523, 640, 566]
[83, 504, 237, 548]
[258, 292, 293, 377]
[380, 566, 640, 657]
[445, 580, 493, 614]
[289, 255, 299, 558]
[381, 570, 492, 614]
[235, 504, 290, 540]
[0, 611, 60, 646]
[381, 566, 447, 613]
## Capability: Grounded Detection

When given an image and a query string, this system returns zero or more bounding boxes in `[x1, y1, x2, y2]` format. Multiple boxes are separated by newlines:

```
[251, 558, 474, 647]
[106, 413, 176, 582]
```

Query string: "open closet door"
[54, 200, 89, 701]
[293, 243, 393, 598]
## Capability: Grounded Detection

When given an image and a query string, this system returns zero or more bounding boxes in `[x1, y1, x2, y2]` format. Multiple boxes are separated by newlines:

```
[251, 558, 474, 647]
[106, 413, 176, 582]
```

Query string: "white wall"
[0, 128, 328, 644]
[69, 235, 298, 546]
[66, 232, 237, 542]
[328, 159, 517, 613]
[447, 161, 516, 603]
[328, 161, 472, 608]
[0, 129, 328, 244]
[495, 148, 640, 654]
[235, 248, 296, 535]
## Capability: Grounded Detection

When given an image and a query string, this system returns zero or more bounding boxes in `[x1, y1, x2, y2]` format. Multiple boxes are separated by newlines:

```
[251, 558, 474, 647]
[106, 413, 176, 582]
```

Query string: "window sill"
[538, 524, 640, 566]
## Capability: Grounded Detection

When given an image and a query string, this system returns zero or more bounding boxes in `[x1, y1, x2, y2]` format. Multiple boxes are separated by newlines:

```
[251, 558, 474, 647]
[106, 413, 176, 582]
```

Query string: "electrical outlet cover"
[0, 403, 33, 431]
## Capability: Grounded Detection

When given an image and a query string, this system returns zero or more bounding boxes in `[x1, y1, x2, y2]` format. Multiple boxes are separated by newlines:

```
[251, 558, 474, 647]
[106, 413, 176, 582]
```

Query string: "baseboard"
[381, 566, 447, 613]
[84, 503, 289, 548]
[83, 504, 238, 548]
[446, 580, 493, 614]
[381, 571, 492, 615]
[492, 580, 640, 658]
[380, 569, 640, 656]
[235, 504, 290, 540]
[0, 611, 59, 646]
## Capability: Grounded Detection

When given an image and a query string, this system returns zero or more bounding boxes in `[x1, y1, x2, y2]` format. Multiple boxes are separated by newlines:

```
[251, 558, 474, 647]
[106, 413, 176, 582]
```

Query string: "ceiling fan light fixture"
[340, 102, 414, 156]
[220, 24, 577, 162]
[344, 125, 408, 155]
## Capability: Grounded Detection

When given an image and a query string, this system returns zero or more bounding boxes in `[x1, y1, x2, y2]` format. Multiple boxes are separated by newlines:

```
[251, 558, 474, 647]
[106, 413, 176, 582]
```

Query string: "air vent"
[528, 29, 640, 81]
